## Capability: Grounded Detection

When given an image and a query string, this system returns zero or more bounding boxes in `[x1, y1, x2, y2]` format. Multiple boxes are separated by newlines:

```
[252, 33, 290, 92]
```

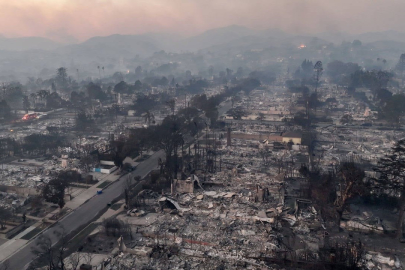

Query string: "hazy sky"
[0, 0, 404, 42]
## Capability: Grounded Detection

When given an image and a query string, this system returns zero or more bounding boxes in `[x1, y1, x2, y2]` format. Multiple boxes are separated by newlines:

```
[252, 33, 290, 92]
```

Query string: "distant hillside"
[1, 26, 405, 80]
[178, 25, 254, 51]
[76, 34, 162, 56]
[0, 36, 60, 51]
[354, 30, 405, 44]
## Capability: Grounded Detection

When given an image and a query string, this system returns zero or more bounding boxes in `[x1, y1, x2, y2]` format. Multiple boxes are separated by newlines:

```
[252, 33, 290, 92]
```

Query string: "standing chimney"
[227, 128, 231, 147]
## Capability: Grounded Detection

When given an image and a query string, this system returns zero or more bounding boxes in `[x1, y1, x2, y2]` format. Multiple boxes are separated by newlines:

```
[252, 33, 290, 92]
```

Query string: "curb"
[0, 150, 164, 266]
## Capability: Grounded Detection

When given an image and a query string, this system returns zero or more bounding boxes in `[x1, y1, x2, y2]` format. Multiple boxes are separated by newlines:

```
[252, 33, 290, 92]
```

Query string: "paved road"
[3, 150, 164, 270]
[3, 99, 230, 269]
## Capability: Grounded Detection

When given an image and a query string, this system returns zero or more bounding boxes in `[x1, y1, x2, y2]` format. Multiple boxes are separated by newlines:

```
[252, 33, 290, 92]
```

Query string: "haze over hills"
[1, 25, 405, 80]
[2, 25, 405, 54]
[0, 36, 61, 51]
[61, 34, 162, 58]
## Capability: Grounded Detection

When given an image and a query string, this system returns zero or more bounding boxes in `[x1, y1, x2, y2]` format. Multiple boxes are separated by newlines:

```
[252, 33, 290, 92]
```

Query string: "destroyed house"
[282, 131, 302, 144]
[171, 175, 203, 194]
[0, 138, 16, 158]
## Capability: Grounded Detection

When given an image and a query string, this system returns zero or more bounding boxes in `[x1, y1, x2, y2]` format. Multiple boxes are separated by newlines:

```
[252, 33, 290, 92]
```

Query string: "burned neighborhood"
[1, 1, 405, 269]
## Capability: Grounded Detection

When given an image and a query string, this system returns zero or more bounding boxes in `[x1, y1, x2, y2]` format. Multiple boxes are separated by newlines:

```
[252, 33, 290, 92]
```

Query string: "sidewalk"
[0, 239, 28, 261]
[0, 169, 123, 262]
[65, 172, 121, 209]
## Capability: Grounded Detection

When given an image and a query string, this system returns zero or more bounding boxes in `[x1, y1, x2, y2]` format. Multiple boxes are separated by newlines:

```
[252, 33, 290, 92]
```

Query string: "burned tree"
[374, 139, 405, 239]
[259, 146, 272, 166]
[313, 61, 323, 112]
[299, 166, 337, 222]
[335, 162, 366, 221]
[156, 116, 184, 181]
[314, 61, 323, 94]
[30, 227, 69, 270]
[124, 176, 142, 208]
[102, 217, 132, 238]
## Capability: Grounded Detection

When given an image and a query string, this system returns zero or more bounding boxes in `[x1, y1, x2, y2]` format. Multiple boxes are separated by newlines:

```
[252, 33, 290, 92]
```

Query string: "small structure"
[94, 159, 118, 174]
[61, 155, 68, 168]
[117, 236, 153, 256]
[171, 175, 203, 194]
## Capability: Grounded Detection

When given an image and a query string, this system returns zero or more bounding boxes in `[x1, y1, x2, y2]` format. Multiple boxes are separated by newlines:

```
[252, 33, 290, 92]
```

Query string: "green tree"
[300, 59, 314, 79]
[23, 95, 30, 113]
[86, 83, 107, 101]
[56, 67, 68, 89]
[0, 207, 12, 230]
[327, 60, 361, 85]
[75, 110, 94, 131]
[46, 92, 64, 109]
[135, 66, 142, 77]
[396, 54, 405, 85]
[376, 88, 393, 105]
[240, 78, 261, 94]
[0, 100, 11, 120]
[133, 93, 158, 114]
[113, 81, 128, 94]
[134, 80, 142, 91]
[352, 39, 362, 47]
[382, 94, 405, 126]
[160, 76, 169, 86]
[42, 178, 67, 209]
[227, 106, 248, 120]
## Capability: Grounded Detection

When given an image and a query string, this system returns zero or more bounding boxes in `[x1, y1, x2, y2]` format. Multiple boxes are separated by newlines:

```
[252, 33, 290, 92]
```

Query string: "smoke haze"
[0, 0, 404, 42]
